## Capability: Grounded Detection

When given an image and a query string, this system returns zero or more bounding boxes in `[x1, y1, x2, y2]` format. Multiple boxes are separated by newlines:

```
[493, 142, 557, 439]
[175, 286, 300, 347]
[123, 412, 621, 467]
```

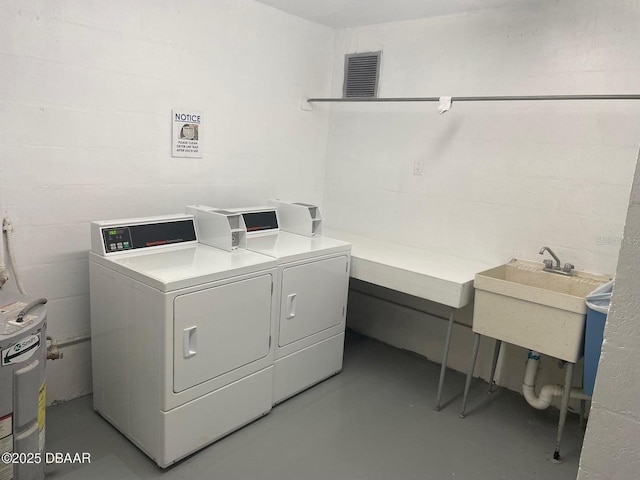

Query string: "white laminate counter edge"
[324, 228, 496, 309]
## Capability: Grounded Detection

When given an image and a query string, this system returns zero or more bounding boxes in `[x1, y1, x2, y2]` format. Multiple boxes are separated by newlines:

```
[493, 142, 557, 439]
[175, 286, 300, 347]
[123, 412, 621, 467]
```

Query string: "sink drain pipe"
[523, 351, 590, 409]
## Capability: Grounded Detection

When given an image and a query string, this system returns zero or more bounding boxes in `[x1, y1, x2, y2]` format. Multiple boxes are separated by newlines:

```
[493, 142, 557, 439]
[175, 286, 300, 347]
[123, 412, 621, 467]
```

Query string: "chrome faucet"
[539, 246, 561, 269]
[539, 246, 574, 275]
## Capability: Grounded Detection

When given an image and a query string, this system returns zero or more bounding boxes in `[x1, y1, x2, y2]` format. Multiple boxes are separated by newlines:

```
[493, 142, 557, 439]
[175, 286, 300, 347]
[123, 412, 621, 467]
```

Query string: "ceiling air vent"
[343, 51, 381, 98]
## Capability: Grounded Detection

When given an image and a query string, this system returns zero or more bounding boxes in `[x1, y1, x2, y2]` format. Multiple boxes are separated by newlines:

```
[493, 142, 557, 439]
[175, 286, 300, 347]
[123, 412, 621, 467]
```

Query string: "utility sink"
[473, 259, 612, 362]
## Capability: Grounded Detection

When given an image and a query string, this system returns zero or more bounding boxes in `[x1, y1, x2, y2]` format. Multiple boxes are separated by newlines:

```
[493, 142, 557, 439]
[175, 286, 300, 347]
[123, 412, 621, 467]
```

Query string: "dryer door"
[173, 274, 272, 393]
[279, 255, 348, 347]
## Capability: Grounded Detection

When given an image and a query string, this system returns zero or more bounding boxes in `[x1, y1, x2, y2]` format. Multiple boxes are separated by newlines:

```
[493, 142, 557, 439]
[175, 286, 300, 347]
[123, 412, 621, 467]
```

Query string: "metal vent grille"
[343, 52, 381, 98]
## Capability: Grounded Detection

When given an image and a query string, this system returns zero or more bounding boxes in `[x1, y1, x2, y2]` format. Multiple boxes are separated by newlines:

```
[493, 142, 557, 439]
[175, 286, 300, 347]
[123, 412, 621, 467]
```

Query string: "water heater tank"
[0, 293, 47, 480]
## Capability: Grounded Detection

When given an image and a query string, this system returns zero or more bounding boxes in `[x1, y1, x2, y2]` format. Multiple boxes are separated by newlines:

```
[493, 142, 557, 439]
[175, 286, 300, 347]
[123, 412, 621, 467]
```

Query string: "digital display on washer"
[242, 211, 279, 232]
[102, 220, 197, 253]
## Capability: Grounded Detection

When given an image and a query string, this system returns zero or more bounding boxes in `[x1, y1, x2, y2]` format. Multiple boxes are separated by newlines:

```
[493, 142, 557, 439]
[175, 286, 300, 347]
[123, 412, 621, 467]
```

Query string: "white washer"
[187, 205, 351, 404]
[89, 214, 277, 467]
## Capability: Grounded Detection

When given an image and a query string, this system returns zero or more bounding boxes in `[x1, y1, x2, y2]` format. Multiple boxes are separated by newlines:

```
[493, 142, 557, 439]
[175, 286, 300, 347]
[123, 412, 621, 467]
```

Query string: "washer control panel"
[242, 210, 279, 233]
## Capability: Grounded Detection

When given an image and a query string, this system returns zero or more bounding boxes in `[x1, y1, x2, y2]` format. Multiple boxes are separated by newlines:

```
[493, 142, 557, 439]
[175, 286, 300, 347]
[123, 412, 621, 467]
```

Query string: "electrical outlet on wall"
[413, 158, 424, 176]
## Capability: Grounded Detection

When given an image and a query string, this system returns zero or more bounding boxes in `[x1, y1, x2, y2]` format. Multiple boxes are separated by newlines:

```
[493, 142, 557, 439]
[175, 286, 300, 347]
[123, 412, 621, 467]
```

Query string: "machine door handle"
[183, 326, 197, 358]
[286, 293, 297, 319]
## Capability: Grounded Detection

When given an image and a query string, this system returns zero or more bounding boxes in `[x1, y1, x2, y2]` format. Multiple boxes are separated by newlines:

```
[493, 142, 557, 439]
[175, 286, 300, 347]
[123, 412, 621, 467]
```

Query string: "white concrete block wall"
[324, 1, 640, 397]
[0, 0, 335, 404]
[578, 153, 640, 478]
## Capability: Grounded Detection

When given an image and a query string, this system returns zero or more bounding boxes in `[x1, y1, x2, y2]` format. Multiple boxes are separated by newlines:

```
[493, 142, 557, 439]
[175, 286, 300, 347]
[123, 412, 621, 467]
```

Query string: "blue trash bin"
[584, 280, 614, 396]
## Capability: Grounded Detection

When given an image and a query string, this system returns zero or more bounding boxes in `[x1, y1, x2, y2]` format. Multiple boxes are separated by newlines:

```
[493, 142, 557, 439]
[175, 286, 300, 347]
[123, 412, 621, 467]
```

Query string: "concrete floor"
[44, 331, 584, 480]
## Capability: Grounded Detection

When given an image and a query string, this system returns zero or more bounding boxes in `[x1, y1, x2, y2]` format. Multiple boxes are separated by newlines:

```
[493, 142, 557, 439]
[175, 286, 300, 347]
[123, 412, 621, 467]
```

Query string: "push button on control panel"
[103, 227, 133, 253]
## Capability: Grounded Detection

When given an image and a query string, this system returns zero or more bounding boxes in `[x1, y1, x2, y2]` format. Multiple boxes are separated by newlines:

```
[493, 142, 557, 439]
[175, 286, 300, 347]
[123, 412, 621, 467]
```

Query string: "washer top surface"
[89, 244, 277, 292]
[246, 231, 350, 264]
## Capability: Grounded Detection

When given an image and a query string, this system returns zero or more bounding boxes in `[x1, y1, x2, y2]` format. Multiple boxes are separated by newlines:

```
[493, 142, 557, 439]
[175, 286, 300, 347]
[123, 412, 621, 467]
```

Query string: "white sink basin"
[473, 259, 611, 362]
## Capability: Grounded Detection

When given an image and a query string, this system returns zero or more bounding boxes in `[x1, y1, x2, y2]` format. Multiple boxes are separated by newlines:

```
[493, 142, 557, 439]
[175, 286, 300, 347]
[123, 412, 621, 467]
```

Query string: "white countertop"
[324, 228, 496, 309]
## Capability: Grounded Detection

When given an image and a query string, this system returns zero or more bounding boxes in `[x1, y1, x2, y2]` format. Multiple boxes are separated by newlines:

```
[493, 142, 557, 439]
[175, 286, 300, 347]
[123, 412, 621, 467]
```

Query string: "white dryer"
[89, 214, 277, 467]
[187, 205, 351, 404]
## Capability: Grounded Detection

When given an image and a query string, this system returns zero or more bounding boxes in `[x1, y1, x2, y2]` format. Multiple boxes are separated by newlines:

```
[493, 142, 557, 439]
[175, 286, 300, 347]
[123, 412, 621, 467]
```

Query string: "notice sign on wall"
[172, 109, 202, 158]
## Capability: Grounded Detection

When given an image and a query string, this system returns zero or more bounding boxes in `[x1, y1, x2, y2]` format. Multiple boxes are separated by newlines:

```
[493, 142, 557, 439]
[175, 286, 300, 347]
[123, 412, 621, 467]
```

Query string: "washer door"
[173, 274, 272, 393]
[278, 255, 348, 347]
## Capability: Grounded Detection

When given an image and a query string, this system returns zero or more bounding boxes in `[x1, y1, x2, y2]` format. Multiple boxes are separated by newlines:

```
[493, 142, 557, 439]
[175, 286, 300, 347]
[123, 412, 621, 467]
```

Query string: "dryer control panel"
[91, 215, 198, 256]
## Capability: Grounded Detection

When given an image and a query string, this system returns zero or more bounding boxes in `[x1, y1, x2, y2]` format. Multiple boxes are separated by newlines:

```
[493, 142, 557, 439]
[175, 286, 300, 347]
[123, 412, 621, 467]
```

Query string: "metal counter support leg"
[553, 362, 575, 463]
[435, 307, 456, 411]
[460, 333, 481, 418]
[488, 340, 502, 394]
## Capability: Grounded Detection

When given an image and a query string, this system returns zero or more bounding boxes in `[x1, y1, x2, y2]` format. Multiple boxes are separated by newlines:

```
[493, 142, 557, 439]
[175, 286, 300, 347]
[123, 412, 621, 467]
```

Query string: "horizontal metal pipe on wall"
[307, 94, 640, 103]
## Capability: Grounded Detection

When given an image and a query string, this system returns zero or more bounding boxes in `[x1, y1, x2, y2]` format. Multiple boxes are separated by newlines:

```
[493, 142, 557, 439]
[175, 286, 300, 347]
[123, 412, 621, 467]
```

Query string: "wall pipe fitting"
[2, 217, 26, 294]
